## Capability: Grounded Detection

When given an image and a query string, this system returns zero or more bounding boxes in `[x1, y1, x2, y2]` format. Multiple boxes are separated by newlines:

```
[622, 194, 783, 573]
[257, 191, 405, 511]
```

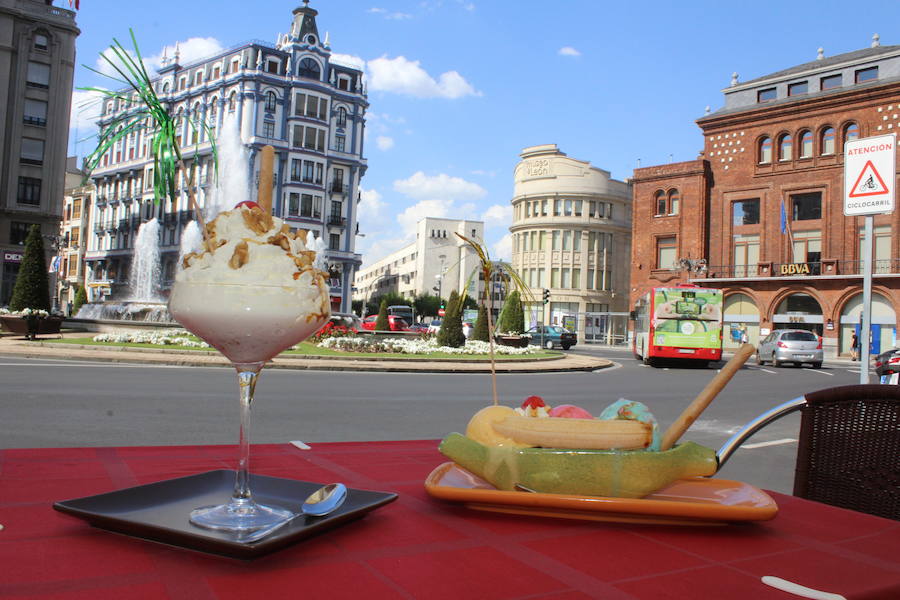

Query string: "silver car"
[756, 329, 823, 368]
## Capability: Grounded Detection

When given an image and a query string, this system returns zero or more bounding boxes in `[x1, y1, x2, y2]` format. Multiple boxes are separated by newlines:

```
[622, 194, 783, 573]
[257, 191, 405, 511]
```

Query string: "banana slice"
[491, 414, 652, 450]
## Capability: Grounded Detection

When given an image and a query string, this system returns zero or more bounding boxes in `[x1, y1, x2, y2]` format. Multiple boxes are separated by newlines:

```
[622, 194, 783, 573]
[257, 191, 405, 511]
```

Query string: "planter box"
[0, 315, 63, 340]
[495, 335, 530, 348]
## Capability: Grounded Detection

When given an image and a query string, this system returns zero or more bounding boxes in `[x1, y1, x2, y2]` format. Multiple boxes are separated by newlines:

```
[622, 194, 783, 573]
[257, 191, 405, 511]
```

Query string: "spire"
[872, 33, 880, 48]
[817, 47, 824, 60]
[292, 0, 320, 42]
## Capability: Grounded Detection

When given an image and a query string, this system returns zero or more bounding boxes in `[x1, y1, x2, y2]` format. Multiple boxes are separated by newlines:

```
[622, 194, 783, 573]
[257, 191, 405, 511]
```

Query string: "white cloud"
[330, 53, 366, 71]
[481, 204, 512, 227]
[147, 37, 225, 70]
[94, 36, 225, 79]
[69, 89, 105, 133]
[367, 7, 412, 19]
[376, 135, 395, 150]
[492, 233, 512, 262]
[393, 171, 487, 202]
[558, 46, 581, 57]
[397, 199, 452, 233]
[357, 186, 387, 223]
[367, 56, 480, 99]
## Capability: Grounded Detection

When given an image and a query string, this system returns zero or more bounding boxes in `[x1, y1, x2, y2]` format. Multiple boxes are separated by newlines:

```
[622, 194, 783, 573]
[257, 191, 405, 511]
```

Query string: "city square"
[0, 0, 898, 598]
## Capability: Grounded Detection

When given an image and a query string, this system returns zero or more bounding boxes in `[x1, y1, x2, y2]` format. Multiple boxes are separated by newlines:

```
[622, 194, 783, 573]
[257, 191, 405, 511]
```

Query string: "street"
[0, 350, 868, 495]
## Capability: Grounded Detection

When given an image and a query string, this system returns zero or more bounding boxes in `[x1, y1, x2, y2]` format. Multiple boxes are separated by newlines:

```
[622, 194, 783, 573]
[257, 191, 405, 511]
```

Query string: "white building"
[353, 217, 485, 313]
[510, 144, 632, 344]
[82, 1, 365, 312]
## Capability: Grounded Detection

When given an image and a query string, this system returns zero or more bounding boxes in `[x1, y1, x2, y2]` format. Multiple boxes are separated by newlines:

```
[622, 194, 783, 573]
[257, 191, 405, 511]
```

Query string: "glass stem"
[232, 362, 264, 505]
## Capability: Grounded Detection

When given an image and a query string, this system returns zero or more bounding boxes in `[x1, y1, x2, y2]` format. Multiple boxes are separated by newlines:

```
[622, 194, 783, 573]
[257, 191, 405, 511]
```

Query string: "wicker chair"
[717, 384, 900, 521]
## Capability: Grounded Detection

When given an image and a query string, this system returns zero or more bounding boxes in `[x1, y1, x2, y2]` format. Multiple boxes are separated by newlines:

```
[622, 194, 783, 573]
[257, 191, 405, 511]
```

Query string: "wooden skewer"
[257, 145, 274, 214]
[659, 343, 756, 451]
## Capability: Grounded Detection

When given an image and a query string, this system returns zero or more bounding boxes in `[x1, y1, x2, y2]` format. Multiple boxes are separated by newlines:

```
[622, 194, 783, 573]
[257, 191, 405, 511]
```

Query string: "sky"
[64, 0, 900, 268]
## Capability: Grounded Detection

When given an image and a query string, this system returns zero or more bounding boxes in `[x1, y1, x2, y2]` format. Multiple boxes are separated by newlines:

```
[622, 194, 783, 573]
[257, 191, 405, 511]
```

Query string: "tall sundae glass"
[169, 204, 330, 532]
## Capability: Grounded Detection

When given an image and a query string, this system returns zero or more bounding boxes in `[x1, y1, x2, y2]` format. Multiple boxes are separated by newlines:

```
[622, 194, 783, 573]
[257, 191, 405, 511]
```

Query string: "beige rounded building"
[510, 144, 632, 344]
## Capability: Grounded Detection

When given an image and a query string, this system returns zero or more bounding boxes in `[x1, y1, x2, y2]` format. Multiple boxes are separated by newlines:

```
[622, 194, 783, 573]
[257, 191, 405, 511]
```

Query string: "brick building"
[631, 37, 899, 359]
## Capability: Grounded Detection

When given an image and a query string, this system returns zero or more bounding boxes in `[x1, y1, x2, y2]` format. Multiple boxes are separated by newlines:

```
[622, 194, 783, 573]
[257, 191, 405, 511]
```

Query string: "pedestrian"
[740, 327, 749, 345]
[850, 332, 859, 361]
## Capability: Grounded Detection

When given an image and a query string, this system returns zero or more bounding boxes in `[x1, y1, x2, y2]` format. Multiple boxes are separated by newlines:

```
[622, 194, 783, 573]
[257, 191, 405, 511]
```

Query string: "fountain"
[75, 219, 171, 323]
[73, 114, 252, 329]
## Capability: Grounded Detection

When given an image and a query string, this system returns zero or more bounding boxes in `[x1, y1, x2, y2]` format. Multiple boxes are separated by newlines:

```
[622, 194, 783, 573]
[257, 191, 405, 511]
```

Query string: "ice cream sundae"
[169, 203, 330, 365]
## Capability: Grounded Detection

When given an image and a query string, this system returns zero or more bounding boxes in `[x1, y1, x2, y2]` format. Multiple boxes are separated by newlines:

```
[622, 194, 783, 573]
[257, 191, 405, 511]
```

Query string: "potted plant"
[494, 290, 530, 347]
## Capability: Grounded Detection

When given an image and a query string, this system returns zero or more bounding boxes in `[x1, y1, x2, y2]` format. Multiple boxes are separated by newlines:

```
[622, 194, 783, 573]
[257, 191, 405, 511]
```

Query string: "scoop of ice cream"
[179, 206, 326, 293]
[598, 399, 660, 451]
[548, 404, 593, 419]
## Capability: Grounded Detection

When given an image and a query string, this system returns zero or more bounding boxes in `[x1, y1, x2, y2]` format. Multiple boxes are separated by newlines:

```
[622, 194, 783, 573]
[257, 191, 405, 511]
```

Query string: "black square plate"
[53, 470, 398, 559]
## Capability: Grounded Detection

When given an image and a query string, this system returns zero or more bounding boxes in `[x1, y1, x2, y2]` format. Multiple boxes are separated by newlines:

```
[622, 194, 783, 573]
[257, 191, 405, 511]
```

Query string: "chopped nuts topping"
[228, 241, 250, 269]
[241, 206, 274, 235]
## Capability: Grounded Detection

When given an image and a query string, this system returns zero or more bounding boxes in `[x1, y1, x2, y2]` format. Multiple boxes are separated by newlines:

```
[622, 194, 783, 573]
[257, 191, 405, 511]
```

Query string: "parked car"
[756, 329, 823, 368]
[361, 314, 410, 331]
[525, 325, 576, 350]
[408, 322, 429, 334]
[427, 319, 442, 334]
[874, 347, 900, 382]
[322, 313, 361, 333]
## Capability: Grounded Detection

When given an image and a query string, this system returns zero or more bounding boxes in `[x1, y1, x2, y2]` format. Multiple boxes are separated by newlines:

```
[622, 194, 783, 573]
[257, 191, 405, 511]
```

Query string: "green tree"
[437, 290, 466, 347]
[9, 225, 50, 312]
[73, 284, 88, 315]
[374, 298, 390, 331]
[471, 303, 490, 342]
[497, 290, 525, 334]
[413, 293, 442, 318]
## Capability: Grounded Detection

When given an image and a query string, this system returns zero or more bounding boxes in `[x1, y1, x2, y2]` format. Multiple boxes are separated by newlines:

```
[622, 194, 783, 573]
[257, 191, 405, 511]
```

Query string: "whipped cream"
[169, 206, 330, 364]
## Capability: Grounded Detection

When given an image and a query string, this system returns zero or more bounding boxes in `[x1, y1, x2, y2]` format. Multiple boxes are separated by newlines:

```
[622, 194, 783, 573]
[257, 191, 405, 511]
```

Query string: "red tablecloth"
[1, 441, 898, 600]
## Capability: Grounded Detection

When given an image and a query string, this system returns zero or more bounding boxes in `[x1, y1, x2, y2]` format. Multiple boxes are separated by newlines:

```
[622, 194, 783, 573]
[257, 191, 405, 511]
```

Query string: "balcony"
[330, 183, 345, 195]
[178, 210, 194, 224]
[328, 215, 346, 227]
[699, 259, 900, 281]
[118, 218, 130, 230]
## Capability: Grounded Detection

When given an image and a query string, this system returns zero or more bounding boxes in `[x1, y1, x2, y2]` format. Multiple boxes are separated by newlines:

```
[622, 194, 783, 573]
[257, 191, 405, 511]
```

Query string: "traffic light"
[543, 289, 550, 304]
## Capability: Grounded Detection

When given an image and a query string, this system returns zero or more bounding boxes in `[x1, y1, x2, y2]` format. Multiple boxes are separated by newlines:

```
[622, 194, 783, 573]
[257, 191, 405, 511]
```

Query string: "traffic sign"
[844, 134, 896, 216]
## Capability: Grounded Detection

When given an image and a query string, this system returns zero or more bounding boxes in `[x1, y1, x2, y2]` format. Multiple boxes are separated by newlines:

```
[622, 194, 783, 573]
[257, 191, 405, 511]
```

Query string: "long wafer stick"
[257, 145, 274, 214]
[659, 343, 756, 451]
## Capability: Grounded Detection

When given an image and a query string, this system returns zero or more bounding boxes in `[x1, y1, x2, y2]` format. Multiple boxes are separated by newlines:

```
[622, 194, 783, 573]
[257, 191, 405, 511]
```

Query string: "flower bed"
[317, 336, 538, 356]
[92, 330, 211, 348]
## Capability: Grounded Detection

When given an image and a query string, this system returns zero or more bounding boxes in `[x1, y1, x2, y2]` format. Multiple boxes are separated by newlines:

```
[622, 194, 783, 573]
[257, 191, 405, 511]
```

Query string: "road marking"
[758, 368, 778, 374]
[742, 438, 797, 449]
[803, 368, 834, 376]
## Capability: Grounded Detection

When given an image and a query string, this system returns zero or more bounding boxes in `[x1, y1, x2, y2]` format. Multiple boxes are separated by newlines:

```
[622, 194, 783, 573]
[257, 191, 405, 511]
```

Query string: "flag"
[780, 200, 787, 234]
[68, 0, 80, 10]
[48, 255, 60, 273]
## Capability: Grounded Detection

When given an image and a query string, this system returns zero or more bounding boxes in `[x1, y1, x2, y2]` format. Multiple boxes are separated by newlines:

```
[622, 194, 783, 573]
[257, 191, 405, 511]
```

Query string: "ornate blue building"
[85, 1, 366, 312]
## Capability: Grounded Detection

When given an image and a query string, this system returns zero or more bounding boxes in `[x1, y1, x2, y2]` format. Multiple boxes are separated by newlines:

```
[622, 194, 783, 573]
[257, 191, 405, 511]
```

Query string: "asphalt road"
[0, 350, 868, 495]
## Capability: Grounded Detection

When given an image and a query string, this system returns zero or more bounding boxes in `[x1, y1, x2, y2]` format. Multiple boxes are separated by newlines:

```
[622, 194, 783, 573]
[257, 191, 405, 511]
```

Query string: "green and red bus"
[631, 284, 723, 367]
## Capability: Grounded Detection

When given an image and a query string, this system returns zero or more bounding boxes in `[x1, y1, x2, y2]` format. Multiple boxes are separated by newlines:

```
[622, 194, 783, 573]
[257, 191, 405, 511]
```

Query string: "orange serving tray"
[425, 462, 778, 526]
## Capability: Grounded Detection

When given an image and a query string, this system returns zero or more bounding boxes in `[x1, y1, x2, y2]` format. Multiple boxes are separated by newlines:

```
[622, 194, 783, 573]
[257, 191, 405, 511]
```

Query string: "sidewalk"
[0, 330, 612, 373]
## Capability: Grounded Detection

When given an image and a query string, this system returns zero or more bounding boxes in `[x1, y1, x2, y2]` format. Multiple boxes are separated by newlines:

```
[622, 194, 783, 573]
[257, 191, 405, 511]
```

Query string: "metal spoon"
[238, 482, 348, 543]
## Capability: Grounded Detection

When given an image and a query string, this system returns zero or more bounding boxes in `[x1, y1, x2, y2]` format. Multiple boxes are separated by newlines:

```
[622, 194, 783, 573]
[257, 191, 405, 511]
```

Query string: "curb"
[0, 339, 612, 374]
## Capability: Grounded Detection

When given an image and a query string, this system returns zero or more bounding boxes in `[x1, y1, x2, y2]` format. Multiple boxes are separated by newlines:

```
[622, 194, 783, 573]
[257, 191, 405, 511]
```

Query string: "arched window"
[336, 106, 347, 128]
[778, 134, 793, 161]
[759, 136, 772, 163]
[844, 122, 859, 149]
[298, 57, 321, 80]
[162, 81, 170, 95]
[264, 90, 277, 112]
[821, 127, 835, 155]
[799, 130, 813, 158]
[228, 92, 236, 112]
[654, 190, 667, 216]
[208, 102, 217, 128]
[668, 189, 680, 215]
